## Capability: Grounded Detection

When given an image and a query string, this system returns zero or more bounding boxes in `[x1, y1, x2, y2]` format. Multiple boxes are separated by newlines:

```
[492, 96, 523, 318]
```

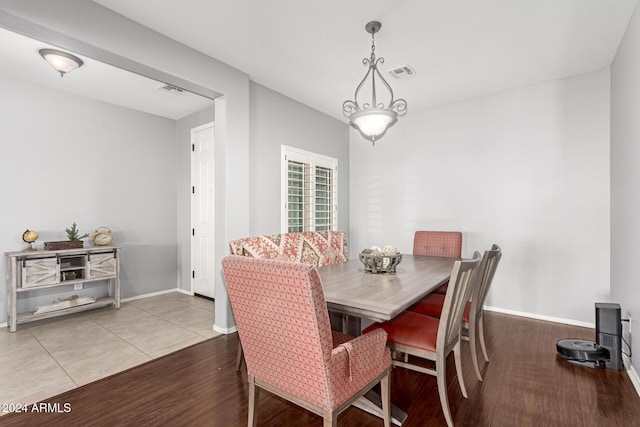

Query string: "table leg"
[342, 315, 362, 336]
[353, 390, 408, 426]
[329, 312, 343, 332]
[344, 315, 406, 425]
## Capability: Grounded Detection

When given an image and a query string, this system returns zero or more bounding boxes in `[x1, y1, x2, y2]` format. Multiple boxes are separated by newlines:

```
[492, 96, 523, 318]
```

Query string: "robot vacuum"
[556, 338, 610, 368]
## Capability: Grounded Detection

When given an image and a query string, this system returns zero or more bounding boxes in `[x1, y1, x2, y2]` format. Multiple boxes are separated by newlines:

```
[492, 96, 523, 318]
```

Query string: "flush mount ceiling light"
[343, 21, 407, 145]
[39, 48, 84, 77]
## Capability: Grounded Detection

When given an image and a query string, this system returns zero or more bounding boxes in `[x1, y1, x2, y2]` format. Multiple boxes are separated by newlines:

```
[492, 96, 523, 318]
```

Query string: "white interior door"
[191, 122, 215, 298]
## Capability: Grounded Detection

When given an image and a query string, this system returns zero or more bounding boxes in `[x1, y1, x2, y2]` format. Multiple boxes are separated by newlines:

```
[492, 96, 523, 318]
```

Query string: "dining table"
[317, 254, 458, 425]
[318, 254, 457, 334]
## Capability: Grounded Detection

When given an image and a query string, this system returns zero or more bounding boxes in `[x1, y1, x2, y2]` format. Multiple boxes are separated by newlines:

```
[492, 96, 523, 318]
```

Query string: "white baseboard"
[484, 305, 594, 328]
[488, 305, 640, 398]
[176, 288, 194, 296]
[121, 288, 183, 303]
[214, 324, 237, 334]
[623, 354, 640, 398]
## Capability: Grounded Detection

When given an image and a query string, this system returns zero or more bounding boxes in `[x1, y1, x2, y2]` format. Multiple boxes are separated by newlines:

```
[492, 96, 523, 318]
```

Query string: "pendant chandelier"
[343, 21, 407, 145]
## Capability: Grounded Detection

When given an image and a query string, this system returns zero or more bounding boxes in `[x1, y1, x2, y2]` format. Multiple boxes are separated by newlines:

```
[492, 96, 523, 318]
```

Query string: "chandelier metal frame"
[342, 21, 407, 144]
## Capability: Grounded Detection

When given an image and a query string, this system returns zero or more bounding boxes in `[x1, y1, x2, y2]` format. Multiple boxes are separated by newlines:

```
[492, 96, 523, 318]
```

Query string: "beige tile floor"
[0, 292, 220, 411]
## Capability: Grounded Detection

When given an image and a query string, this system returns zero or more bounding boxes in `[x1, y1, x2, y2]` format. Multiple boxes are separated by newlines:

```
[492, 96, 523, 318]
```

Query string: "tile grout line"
[113, 295, 217, 354]
[128, 298, 216, 340]
[27, 326, 81, 388]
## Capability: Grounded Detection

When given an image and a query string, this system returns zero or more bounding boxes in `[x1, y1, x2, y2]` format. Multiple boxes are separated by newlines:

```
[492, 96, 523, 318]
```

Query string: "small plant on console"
[65, 222, 89, 241]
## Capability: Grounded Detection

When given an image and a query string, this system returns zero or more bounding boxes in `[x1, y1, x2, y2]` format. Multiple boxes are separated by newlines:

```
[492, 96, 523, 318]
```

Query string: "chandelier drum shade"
[39, 48, 84, 77]
[343, 21, 407, 145]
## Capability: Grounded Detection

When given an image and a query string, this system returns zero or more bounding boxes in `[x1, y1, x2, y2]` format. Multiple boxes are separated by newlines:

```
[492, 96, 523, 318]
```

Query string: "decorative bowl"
[359, 250, 403, 274]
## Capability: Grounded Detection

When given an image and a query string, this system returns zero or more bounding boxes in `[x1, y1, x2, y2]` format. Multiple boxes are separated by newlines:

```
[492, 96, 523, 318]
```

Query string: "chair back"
[221, 255, 335, 409]
[470, 244, 502, 322]
[229, 231, 348, 267]
[438, 252, 482, 354]
[413, 231, 462, 258]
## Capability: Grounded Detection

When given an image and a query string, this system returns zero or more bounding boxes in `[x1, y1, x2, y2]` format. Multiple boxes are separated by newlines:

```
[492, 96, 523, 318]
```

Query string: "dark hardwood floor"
[2, 312, 639, 426]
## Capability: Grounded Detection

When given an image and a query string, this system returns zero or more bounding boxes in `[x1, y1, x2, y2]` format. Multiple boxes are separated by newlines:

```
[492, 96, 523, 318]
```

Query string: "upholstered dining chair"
[408, 244, 502, 381]
[229, 231, 349, 371]
[413, 231, 462, 294]
[413, 231, 462, 258]
[222, 256, 392, 427]
[363, 252, 481, 427]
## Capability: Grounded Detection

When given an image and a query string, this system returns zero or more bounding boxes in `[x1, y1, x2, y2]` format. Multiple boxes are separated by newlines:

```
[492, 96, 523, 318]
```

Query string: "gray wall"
[248, 82, 350, 236]
[350, 69, 611, 325]
[0, 0, 251, 331]
[0, 1, 349, 331]
[0, 75, 178, 320]
[611, 2, 640, 380]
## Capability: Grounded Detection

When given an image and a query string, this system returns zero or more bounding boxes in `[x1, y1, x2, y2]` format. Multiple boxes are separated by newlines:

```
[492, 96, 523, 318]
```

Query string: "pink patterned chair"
[413, 231, 462, 294]
[222, 256, 392, 427]
[230, 231, 349, 369]
[412, 231, 462, 258]
[229, 231, 348, 267]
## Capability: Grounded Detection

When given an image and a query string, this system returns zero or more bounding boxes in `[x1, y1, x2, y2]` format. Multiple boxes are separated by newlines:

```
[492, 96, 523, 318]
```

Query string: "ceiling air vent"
[389, 65, 416, 79]
[158, 84, 184, 94]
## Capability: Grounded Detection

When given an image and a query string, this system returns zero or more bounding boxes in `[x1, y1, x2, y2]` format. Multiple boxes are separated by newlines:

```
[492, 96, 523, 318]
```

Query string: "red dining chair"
[413, 231, 462, 294]
[409, 244, 502, 381]
[363, 252, 481, 427]
[222, 256, 392, 427]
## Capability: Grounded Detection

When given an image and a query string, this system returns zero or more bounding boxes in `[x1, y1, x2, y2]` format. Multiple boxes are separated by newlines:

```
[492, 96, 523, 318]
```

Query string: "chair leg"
[468, 321, 483, 382]
[436, 353, 455, 427]
[323, 409, 337, 427]
[247, 375, 259, 427]
[381, 368, 391, 427]
[478, 313, 490, 362]
[453, 339, 468, 398]
[236, 342, 244, 371]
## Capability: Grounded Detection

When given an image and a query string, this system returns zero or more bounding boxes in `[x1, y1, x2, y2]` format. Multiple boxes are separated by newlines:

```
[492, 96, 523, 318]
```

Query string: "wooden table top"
[317, 255, 456, 323]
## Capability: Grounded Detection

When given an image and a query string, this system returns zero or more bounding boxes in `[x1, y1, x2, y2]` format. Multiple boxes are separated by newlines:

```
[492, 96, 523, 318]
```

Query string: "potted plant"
[44, 222, 89, 250]
[65, 222, 89, 241]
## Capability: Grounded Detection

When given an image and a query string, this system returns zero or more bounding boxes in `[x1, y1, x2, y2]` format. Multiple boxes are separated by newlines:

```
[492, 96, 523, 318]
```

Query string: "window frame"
[281, 145, 338, 233]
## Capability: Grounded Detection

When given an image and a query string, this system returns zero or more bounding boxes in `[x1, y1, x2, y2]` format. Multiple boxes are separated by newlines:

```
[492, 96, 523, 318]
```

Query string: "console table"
[5, 246, 121, 332]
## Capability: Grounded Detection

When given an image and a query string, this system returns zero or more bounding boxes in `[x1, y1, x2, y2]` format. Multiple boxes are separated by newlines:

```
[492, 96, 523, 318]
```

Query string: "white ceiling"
[2, 1, 638, 122]
[92, 0, 638, 121]
[0, 27, 212, 120]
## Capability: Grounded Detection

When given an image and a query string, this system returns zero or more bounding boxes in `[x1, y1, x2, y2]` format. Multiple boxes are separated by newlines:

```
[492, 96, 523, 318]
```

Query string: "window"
[281, 145, 338, 232]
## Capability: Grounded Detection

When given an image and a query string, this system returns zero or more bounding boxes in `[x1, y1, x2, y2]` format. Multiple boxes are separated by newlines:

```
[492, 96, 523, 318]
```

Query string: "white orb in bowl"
[383, 245, 397, 256]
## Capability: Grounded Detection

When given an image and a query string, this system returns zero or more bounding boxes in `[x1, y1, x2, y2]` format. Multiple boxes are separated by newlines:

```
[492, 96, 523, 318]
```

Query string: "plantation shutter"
[282, 146, 338, 232]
